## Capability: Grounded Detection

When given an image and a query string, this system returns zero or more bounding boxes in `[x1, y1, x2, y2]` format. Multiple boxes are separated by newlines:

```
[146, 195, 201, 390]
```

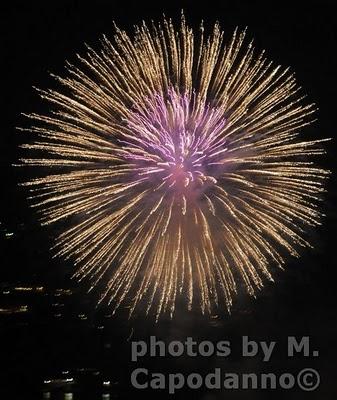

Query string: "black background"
[1, 1, 337, 399]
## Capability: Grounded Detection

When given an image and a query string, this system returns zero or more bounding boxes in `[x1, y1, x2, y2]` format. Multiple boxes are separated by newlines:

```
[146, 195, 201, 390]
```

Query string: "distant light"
[65, 378, 74, 383]
[13, 286, 44, 292]
[0, 306, 28, 314]
[103, 380, 110, 386]
[55, 289, 72, 296]
[5, 232, 14, 238]
[44, 380, 51, 384]
[62, 370, 70, 375]
[15, 287, 33, 291]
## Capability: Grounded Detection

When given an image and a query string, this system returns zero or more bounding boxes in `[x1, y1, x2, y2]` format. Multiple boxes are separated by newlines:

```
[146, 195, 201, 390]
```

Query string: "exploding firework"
[19, 15, 329, 319]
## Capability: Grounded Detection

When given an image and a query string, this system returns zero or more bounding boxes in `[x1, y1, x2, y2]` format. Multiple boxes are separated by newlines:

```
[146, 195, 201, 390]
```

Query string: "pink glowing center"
[161, 134, 218, 191]
[123, 89, 228, 197]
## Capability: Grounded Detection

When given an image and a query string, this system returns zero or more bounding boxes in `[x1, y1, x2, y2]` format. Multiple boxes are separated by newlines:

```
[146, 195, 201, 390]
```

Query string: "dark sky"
[1, 1, 337, 399]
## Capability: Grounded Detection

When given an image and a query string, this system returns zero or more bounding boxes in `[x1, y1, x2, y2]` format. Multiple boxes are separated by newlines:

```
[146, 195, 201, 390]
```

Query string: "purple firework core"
[123, 89, 228, 208]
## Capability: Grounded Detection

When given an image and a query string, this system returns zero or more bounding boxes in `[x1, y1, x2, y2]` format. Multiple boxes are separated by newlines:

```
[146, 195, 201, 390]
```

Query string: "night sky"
[1, 1, 337, 399]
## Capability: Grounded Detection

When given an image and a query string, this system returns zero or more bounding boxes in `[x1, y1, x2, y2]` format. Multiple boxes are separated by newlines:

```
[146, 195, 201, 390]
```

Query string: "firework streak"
[19, 16, 329, 319]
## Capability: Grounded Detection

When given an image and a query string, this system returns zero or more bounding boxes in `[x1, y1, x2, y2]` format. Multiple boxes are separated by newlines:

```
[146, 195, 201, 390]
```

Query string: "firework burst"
[19, 15, 329, 319]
